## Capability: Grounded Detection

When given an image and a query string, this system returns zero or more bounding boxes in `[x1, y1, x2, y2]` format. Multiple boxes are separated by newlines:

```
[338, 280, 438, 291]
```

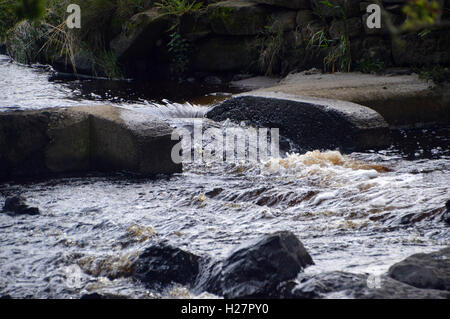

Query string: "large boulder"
[388, 247, 450, 291]
[207, 92, 390, 152]
[134, 243, 201, 287]
[0, 105, 181, 181]
[329, 17, 363, 39]
[250, 0, 310, 9]
[208, 1, 269, 35]
[200, 231, 314, 298]
[192, 37, 258, 72]
[110, 8, 169, 59]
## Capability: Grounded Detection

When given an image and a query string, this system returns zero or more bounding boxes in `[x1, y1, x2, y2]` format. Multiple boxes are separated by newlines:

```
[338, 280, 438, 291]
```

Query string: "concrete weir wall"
[0, 105, 182, 181]
[207, 92, 390, 152]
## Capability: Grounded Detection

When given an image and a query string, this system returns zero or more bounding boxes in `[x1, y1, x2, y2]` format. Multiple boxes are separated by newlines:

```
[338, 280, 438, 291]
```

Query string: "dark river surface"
[0, 55, 449, 298]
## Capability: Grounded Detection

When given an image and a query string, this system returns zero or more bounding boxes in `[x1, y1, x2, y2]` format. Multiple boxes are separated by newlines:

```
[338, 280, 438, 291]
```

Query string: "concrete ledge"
[0, 105, 181, 181]
[207, 92, 390, 152]
[254, 72, 450, 127]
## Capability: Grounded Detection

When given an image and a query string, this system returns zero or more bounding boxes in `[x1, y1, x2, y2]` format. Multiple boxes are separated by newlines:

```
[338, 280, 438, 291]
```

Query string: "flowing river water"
[0, 55, 449, 298]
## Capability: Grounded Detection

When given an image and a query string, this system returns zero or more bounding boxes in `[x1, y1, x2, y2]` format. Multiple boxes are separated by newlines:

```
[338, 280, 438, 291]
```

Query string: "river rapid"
[0, 55, 449, 298]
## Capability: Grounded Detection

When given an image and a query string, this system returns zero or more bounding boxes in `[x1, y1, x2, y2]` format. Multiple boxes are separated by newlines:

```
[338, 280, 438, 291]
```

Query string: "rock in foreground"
[388, 247, 450, 291]
[200, 231, 314, 298]
[134, 243, 201, 288]
[278, 271, 450, 299]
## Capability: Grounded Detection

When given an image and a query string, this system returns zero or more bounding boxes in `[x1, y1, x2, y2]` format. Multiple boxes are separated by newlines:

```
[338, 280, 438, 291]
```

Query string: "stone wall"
[109, 0, 450, 78]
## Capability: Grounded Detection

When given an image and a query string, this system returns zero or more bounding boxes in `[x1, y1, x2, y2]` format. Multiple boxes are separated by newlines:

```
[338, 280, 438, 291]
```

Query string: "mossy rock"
[110, 8, 169, 59]
[207, 0, 269, 35]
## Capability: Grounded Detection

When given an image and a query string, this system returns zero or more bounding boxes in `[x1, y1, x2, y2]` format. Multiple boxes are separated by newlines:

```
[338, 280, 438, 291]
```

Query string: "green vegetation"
[256, 26, 285, 76]
[167, 31, 190, 75]
[209, 6, 234, 23]
[14, 0, 46, 21]
[307, 1, 352, 73]
[417, 65, 450, 83]
[155, 0, 203, 76]
[402, 0, 440, 30]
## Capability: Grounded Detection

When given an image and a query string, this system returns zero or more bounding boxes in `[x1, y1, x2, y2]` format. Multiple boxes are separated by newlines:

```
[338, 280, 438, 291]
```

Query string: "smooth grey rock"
[279, 271, 450, 299]
[388, 247, 450, 291]
[207, 92, 390, 152]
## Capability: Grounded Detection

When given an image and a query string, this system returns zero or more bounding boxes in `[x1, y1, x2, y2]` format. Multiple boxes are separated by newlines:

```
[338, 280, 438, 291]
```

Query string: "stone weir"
[207, 91, 390, 152]
[0, 105, 182, 181]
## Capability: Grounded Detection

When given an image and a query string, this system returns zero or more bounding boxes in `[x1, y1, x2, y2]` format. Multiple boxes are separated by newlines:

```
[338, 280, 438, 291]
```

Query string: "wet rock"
[208, 1, 269, 35]
[134, 243, 201, 287]
[279, 271, 450, 299]
[80, 293, 127, 299]
[0, 43, 6, 55]
[388, 247, 450, 291]
[201, 231, 314, 298]
[2, 196, 39, 216]
[0, 106, 181, 181]
[207, 92, 390, 152]
[251, 0, 310, 9]
[444, 200, 450, 225]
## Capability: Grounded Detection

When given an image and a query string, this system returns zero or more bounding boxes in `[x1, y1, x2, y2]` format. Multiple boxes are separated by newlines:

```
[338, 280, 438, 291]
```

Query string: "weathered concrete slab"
[0, 105, 181, 181]
[207, 91, 390, 152]
[254, 72, 450, 127]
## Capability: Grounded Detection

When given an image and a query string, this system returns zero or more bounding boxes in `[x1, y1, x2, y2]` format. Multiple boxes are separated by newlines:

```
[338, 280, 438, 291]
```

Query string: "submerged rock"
[388, 247, 450, 291]
[201, 231, 314, 298]
[134, 243, 201, 287]
[2, 196, 39, 216]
